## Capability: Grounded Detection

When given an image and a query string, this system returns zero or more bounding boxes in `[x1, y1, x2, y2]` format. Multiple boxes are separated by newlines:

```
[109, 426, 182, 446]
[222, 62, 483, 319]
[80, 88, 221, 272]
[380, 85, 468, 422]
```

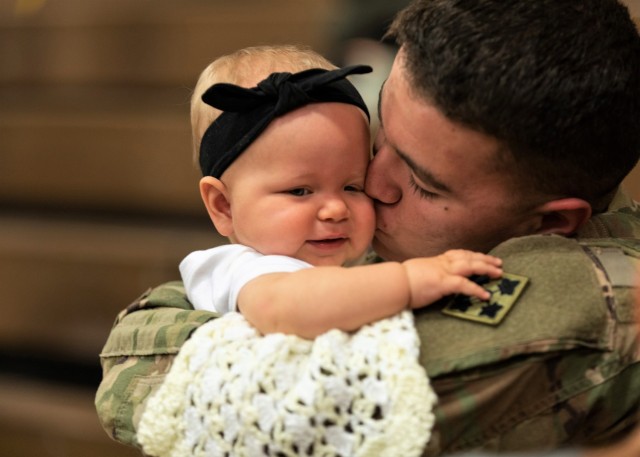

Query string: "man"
[96, 0, 640, 455]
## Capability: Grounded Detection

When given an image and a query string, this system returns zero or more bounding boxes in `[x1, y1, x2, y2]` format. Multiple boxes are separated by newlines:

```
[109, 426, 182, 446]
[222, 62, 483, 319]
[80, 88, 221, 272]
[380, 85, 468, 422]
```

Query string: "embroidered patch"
[442, 273, 529, 325]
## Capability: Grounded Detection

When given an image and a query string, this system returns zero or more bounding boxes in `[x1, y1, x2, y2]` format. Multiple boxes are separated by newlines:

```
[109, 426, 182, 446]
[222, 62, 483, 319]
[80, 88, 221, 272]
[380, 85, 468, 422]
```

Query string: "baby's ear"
[199, 176, 233, 236]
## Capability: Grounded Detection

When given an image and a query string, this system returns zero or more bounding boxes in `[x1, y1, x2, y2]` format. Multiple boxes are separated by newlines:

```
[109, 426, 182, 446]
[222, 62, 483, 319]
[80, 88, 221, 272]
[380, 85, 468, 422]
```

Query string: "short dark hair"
[388, 0, 640, 210]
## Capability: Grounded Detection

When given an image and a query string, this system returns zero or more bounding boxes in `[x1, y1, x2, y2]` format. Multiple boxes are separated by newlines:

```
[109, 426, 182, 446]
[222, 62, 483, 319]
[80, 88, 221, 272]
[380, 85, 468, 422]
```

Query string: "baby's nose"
[318, 197, 349, 222]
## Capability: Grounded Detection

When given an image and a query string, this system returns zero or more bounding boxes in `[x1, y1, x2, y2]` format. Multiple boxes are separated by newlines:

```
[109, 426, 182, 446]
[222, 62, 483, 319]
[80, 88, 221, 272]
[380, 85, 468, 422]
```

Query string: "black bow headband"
[199, 64, 372, 178]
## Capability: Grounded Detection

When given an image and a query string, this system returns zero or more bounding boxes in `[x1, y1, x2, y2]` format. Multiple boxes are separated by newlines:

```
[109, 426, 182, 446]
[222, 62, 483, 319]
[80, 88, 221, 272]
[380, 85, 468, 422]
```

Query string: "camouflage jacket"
[95, 190, 640, 455]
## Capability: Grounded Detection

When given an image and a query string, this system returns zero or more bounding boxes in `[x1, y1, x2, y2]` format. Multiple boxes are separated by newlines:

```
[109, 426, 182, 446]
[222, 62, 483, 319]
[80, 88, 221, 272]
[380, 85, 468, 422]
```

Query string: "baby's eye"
[287, 188, 311, 197]
[344, 184, 363, 192]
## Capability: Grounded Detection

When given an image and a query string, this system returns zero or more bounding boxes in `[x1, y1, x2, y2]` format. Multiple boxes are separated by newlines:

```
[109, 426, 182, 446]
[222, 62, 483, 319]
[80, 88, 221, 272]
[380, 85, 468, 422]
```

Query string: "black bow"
[199, 65, 372, 178]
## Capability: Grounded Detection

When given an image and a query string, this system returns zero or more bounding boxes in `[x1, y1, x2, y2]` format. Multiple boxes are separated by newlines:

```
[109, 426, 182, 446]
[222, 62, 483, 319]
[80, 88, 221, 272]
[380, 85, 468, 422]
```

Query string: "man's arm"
[95, 282, 216, 447]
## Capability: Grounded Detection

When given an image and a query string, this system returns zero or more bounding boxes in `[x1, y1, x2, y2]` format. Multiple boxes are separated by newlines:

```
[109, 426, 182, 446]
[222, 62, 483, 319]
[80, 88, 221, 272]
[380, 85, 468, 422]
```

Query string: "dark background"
[0, 1, 638, 455]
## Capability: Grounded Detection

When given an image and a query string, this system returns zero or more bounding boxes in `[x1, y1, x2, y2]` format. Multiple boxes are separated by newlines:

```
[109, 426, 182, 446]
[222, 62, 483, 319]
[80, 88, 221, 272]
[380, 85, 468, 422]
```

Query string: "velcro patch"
[442, 273, 529, 325]
[590, 247, 638, 288]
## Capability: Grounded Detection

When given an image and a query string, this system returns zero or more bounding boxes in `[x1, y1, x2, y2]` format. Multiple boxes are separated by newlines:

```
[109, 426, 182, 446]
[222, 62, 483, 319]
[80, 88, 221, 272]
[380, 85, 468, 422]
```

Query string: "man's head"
[366, 0, 640, 261]
[193, 46, 375, 266]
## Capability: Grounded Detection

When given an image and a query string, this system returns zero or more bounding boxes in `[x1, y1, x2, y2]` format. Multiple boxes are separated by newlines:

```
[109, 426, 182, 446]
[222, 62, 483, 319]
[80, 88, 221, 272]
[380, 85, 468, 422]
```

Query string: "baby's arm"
[238, 250, 502, 338]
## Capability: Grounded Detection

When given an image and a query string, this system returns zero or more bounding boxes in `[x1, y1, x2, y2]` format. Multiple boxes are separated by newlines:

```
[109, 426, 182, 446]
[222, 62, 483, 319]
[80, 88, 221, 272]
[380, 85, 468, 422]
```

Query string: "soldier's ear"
[534, 198, 592, 236]
[199, 176, 233, 237]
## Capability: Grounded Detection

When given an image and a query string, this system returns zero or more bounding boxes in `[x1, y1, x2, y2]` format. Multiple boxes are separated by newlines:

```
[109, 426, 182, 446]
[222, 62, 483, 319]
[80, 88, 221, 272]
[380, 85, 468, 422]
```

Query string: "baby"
[181, 45, 502, 339]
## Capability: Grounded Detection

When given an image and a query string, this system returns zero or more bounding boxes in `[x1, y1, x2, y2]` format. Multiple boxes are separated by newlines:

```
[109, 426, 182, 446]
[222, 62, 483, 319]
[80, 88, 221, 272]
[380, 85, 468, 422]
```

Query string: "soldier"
[95, 0, 640, 455]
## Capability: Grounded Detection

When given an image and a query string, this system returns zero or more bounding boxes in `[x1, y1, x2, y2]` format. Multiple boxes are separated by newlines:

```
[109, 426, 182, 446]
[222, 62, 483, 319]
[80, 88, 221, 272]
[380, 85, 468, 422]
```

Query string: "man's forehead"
[377, 78, 453, 194]
[377, 70, 511, 188]
[377, 57, 423, 128]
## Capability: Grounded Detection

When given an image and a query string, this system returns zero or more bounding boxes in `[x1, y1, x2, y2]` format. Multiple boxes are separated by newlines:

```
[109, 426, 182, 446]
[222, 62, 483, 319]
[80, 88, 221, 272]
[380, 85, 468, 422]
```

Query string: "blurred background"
[0, 1, 638, 456]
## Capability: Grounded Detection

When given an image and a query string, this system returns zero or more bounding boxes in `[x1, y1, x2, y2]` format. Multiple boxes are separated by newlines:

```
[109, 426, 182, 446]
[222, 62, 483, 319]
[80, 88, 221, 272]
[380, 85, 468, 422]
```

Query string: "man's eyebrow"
[397, 148, 452, 194]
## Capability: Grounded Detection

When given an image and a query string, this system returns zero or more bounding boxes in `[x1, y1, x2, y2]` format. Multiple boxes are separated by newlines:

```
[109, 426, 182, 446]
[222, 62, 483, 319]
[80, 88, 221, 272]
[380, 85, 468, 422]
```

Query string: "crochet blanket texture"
[138, 310, 436, 457]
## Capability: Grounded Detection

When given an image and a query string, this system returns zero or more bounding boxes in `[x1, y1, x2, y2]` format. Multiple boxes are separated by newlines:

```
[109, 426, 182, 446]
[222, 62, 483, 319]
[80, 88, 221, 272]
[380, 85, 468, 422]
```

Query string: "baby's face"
[223, 102, 374, 266]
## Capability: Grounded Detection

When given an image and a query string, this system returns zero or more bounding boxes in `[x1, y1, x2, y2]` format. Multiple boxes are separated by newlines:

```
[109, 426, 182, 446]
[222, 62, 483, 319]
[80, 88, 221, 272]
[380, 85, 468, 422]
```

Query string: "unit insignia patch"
[442, 273, 529, 325]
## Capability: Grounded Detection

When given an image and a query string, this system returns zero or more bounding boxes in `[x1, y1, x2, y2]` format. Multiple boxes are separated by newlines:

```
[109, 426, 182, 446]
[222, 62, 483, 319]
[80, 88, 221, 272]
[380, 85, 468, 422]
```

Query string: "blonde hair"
[191, 45, 336, 161]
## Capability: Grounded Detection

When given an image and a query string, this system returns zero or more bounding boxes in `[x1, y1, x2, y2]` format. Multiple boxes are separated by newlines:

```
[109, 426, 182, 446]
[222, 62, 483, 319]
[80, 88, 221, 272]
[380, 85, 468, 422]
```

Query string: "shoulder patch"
[442, 273, 529, 325]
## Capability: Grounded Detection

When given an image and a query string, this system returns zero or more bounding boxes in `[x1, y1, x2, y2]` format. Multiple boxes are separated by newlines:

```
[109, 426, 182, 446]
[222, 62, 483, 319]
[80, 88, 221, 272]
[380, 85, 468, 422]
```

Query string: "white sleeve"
[179, 244, 313, 314]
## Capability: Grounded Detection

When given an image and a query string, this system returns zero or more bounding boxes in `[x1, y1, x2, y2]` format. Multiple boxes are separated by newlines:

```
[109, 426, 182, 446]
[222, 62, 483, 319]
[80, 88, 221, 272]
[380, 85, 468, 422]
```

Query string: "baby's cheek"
[363, 200, 376, 238]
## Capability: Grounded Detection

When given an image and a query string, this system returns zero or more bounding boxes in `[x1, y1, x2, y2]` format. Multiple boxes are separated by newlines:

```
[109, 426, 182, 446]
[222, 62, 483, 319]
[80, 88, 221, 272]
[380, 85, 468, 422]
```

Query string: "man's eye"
[287, 188, 311, 197]
[408, 174, 438, 200]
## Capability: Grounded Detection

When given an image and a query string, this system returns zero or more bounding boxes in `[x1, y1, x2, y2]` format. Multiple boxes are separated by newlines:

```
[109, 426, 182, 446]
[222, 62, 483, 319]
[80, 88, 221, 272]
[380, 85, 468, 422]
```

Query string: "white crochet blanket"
[138, 311, 436, 457]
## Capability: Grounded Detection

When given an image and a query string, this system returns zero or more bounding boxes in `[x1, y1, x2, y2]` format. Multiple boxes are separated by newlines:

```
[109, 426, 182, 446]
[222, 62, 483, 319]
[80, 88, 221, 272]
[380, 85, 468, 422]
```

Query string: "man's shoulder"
[119, 280, 193, 314]
[101, 281, 216, 358]
[95, 281, 217, 447]
[579, 190, 640, 239]
[416, 234, 639, 376]
[419, 233, 640, 453]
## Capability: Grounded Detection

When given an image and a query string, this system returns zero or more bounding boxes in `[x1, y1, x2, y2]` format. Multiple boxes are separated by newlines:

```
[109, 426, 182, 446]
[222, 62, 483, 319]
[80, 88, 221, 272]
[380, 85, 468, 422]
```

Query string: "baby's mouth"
[307, 237, 347, 248]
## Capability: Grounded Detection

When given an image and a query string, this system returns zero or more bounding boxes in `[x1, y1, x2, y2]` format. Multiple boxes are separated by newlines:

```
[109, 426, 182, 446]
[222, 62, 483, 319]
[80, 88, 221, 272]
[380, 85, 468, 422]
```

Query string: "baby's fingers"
[468, 259, 503, 278]
[445, 251, 503, 278]
[448, 276, 492, 301]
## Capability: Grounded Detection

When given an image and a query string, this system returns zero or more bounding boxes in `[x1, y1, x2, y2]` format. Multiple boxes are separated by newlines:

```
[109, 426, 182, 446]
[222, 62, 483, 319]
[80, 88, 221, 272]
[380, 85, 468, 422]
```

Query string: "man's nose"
[365, 146, 401, 204]
[318, 196, 349, 222]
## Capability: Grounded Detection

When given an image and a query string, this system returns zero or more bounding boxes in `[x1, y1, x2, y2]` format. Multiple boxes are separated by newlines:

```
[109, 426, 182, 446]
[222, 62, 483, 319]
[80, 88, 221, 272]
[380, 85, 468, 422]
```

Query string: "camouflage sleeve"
[94, 281, 217, 448]
[416, 235, 640, 456]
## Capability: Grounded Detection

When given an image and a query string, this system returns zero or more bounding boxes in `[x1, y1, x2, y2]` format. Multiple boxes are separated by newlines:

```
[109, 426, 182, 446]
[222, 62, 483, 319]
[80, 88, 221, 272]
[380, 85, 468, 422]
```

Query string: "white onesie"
[180, 244, 313, 314]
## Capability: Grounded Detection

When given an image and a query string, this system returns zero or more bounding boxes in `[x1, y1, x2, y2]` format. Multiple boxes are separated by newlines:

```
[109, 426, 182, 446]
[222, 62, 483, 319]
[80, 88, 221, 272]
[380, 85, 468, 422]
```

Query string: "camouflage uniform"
[95, 189, 640, 456]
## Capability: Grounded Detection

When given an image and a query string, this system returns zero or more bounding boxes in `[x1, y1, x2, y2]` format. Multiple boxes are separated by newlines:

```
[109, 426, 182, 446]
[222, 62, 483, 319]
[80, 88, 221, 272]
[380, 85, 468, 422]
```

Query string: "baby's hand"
[402, 249, 502, 309]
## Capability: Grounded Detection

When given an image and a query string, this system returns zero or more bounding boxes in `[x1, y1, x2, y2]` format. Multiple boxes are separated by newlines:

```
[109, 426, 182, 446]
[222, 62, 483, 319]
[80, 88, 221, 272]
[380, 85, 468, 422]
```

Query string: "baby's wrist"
[398, 261, 414, 310]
